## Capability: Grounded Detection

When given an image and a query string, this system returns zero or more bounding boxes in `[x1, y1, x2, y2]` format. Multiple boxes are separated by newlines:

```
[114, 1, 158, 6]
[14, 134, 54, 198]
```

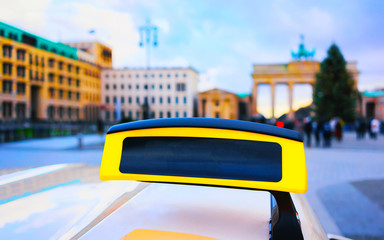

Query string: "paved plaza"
[0, 132, 383, 239]
[305, 133, 384, 240]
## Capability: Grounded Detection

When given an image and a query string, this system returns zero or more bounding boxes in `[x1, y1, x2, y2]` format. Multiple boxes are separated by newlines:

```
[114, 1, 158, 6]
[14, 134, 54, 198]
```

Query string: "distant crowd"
[293, 116, 382, 148]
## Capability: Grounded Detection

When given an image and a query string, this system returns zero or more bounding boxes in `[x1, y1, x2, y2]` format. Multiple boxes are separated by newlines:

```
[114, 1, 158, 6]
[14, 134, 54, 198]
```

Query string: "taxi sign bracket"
[270, 191, 304, 240]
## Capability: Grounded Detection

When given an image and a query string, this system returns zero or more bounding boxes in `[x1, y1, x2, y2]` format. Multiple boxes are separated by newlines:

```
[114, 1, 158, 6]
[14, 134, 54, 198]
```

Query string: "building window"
[167, 84, 171, 90]
[152, 84, 155, 90]
[160, 84, 163, 90]
[16, 103, 26, 120]
[159, 97, 163, 104]
[176, 83, 186, 91]
[167, 111, 171, 118]
[76, 66, 80, 74]
[68, 107, 72, 119]
[2, 45, 12, 58]
[2, 102, 13, 118]
[48, 73, 55, 82]
[49, 58, 55, 68]
[175, 74, 178, 78]
[106, 84, 109, 90]
[2, 80, 12, 93]
[152, 96, 155, 104]
[167, 74, 171, 78]
[76, 79, 80, 87]
[76, 92, 80, 100]
[48, 106, 55, 120]
[136, 111, 140, 120]
[152, 74, 155, 78]
[159, 111, 163, 118]
[2, 63, 12, 75]
[105, 74, 109, 78]
[159, 74, 163, 78]
[128, 111, 132, 118]
[113, 84, 116, 90]
[17, 66, 26, 78]
[128, 97, 132, 104]
[106, 111, 110, 121]
[144, 74, 147, 78]
[121, 84, 124, 89]
[106, 96, 110, 103]
[16, 49, 25, 61]
[215, 101, 219, 106]
[113, 96, 117, 103]
[136, 97, 140, 104]
[184, 74, 187, 77]
[59, 75, 64, 84]
[215, 112, 220, 118]
[151, 112, 155, 118]
[48, 88, 55, 98]
[136, 84, 139, 90]
[128, 84, 132, 89]
[136, 74, 139, 78]
[68, 78, 72, 86]
[144, 84, 148, 90]
[58, 61, 63, 70]
[68, 64, 72, 72]
[184, 111, 187, 117]
[35, 56, 39, 66]
[144, 97, 148, 104]
[175, 97, 179, 104]
[121, 96, 124, 103]
[167, 96, 171, 104]
[184, 97, 187, 104]
[17, 82, 26, 95]
[59, 89, 64, 99]
[68, 91, 72, 100]
[176, 112, 179, 117]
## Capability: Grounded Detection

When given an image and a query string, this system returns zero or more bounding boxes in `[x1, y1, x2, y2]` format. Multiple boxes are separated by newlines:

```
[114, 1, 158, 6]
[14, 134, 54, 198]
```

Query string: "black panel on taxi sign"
[119, 137, 282, 182]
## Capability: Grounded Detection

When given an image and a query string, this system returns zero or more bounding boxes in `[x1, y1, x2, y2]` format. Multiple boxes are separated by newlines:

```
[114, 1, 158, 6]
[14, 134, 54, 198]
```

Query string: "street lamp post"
[139, 19, 158, 119]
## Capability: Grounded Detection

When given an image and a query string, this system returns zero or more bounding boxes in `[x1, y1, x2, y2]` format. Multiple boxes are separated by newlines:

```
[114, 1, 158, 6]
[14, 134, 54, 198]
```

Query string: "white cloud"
[153, 18, 170, 34]
[198, 67, 221, 92]
[0, 0, 52, 33]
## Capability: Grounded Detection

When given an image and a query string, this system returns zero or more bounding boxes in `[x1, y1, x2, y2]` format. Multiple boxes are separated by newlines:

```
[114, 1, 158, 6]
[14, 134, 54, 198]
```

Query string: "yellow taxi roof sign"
[100, 118, 308, 194]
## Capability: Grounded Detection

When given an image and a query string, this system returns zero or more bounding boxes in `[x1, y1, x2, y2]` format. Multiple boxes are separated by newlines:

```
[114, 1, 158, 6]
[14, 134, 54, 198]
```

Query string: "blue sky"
[1, 0, 383, 117]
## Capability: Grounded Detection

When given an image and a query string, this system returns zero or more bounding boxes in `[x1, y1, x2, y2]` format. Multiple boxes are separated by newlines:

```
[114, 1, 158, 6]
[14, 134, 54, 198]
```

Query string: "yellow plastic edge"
[100, 127, 308, 194]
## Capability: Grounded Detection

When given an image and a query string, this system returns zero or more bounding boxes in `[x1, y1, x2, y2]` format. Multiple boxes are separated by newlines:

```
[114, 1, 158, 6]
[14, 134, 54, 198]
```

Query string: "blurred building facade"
[0, 22, 112, 125]
[251, 61, 359, 120]
[101, 67, 199, 122]
[361, 90, 384, 120]
[198, 89, 250, 120]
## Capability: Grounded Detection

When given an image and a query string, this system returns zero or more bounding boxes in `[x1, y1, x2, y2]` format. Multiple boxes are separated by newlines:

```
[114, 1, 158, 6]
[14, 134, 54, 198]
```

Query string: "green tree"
[313, 44, 357, 122]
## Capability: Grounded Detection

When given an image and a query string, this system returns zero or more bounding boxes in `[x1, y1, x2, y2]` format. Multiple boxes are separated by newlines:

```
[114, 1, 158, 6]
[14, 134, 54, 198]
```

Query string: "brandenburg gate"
[251, 40, 358, 119]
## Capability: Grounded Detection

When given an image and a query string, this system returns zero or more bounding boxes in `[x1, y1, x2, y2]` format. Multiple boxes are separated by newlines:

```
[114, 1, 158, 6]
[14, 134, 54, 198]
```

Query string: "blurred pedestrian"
[97, 119, 104, 136]
[356, 118, 366, 140]
[371, 117, 380, 140]
[303, 117, 313, 147]
[323, 120, 332, 147]
[335, 119, 343, 141]
[314, 120, 323, 147]
[368, 118, 373, 138]
[330, 117, 337, 139]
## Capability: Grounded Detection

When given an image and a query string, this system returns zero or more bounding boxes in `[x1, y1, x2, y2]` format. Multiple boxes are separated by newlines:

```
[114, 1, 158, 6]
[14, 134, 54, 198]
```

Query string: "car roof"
[81, 183, 271, 240]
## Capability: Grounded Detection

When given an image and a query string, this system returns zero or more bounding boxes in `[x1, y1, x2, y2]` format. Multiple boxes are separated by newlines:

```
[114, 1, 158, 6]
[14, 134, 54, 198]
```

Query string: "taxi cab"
[82, 118, 332, 240]
[0, 118, 349, 240]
